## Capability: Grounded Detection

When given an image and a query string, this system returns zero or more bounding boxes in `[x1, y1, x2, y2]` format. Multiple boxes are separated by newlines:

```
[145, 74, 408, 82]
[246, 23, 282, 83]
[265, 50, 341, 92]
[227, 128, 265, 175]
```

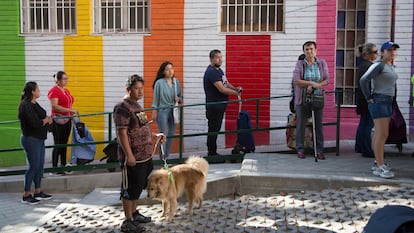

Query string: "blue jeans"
[368, 94, 393, 119]
[21, 135, 45, 192]
[355, 113, 374, 157]
[295, 104, 324, 153]
[156, 108, 176, 158]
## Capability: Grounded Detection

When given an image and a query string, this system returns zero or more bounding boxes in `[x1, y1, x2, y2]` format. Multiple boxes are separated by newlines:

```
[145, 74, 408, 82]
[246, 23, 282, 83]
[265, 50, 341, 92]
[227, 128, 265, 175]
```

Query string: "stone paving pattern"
[33, 185, 414, 233]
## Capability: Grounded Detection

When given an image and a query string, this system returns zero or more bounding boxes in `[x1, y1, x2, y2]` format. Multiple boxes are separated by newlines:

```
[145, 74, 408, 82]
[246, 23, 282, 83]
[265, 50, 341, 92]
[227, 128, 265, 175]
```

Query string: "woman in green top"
[152, 61, 182, 158]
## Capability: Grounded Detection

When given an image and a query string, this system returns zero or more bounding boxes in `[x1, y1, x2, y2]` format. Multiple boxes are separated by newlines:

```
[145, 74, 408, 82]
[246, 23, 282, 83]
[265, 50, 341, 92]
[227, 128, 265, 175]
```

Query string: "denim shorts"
[368, 94, 393, 119]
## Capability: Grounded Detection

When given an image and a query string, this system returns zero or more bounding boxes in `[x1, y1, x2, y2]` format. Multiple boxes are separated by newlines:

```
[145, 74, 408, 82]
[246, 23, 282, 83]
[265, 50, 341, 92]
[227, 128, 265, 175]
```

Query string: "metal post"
[178, 105, 183, 162]
[108, 112, 112, 140]
[336, 91, 342, 156]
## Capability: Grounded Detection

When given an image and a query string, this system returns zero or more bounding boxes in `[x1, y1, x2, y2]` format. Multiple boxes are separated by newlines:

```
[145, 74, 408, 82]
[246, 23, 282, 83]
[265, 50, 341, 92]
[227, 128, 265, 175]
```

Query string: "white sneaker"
[371, 161, 392, 171]
[373, 165, 394, 179]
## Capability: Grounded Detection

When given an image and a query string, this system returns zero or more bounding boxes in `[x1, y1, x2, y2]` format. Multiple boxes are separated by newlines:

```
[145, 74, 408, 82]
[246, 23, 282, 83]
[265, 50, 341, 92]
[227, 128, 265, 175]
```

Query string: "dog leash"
[123, 134, 165, 190]
[154, 136, 176, 186]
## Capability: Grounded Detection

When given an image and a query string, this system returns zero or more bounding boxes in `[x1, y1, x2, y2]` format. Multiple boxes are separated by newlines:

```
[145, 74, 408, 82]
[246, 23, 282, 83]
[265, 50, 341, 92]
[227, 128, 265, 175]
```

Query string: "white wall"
[25, 37, 65, 162]
[270, 0, 318, 144]
[184, 0, 226, 151]
[102, 35, 144, 139]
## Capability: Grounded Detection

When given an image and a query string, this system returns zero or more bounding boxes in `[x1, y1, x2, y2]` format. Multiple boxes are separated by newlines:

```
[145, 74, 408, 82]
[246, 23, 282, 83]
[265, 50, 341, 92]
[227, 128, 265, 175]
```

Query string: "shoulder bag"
[173, 78, 180, 125]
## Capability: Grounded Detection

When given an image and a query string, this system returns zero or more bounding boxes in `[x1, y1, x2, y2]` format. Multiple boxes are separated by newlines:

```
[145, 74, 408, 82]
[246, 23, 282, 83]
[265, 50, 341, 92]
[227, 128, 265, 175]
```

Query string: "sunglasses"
[371, 50, 378, 54]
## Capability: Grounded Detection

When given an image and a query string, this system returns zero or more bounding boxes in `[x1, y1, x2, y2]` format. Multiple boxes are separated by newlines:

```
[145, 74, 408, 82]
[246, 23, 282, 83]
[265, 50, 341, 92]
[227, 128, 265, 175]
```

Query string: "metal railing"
[0, 91, 343, 176]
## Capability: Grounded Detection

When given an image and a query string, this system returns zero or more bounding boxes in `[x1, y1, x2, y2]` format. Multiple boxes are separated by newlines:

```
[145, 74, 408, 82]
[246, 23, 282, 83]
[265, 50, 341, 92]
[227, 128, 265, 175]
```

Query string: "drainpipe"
[391, 0, 396, 41]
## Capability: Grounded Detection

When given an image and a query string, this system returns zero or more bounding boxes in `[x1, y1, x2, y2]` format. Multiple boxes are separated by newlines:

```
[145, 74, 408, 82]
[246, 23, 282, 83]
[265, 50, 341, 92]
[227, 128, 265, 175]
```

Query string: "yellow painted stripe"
[77, 0, 92, 35]
[64, 1, 104, 160]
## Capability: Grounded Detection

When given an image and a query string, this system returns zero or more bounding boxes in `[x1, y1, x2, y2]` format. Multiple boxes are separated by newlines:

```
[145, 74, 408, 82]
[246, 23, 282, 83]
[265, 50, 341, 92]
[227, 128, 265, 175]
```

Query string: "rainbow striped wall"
[0, 0, 413, 166]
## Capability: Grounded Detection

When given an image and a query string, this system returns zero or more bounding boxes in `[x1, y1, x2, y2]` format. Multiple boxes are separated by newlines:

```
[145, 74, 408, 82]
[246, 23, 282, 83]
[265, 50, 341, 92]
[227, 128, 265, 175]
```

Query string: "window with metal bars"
[221, 0, 284, 33]
[335, 0, 366, 105]
[93, 0, 150, 33]
[20, 0, 76, 34]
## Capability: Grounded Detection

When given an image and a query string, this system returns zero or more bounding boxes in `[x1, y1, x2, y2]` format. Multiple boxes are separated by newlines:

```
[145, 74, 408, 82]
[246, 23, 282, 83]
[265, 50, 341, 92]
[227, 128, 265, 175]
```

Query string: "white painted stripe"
[103, 34, 144, 138]
[25, 36, 65, 160]
[184, 0, 226, 151]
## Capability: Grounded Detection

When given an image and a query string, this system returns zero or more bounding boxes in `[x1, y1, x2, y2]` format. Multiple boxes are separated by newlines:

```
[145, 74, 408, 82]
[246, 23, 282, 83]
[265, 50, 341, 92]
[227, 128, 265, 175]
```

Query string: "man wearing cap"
[359, 41, 400, 179]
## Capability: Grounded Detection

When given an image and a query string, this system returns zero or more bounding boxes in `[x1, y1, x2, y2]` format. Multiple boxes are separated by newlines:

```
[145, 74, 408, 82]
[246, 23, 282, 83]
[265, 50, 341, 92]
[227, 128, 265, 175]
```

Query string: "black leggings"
[52, 120, 72, 167]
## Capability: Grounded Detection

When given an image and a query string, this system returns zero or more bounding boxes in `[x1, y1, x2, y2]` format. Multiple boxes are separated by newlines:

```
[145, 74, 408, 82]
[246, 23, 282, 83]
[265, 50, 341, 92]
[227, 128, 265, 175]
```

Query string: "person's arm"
[21, 102, 51, 128]
[151, 83, 161, 122]
[319, 59, 330, 88]
[294, 61, 328, 89]
[359, 63, 383, 102]
[50, 98, 78, 115]
[213, 81, 240, 96]
[293, 61, 310, 87]
[117, 128, 136, 166]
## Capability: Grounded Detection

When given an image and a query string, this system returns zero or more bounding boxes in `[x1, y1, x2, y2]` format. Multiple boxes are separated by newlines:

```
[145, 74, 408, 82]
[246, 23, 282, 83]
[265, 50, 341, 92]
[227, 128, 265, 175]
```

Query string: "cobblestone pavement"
[33, 185, 414, 233]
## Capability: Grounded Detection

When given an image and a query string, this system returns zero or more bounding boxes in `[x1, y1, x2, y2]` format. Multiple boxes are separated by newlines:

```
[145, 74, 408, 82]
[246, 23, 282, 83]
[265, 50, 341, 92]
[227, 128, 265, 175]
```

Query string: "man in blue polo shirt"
[203, 49, 242, 158]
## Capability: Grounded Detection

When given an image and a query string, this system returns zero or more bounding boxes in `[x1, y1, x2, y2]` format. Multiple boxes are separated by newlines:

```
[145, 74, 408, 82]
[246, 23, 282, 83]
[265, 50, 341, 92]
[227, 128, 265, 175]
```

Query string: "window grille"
[20, 0, 76, 34]
[93, 0, 150, 33]
[221, 0, 284, 33]
[335, 0, 366, 105]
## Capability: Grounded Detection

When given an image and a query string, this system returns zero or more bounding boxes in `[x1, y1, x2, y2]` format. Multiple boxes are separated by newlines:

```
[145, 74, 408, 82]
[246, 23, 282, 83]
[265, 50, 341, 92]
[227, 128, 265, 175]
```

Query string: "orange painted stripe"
[143, 0, 184, 152]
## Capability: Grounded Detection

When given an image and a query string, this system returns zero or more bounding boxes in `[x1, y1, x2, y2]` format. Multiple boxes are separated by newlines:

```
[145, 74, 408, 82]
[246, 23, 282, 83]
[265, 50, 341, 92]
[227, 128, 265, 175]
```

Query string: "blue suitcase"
[233, 110, 255, 154]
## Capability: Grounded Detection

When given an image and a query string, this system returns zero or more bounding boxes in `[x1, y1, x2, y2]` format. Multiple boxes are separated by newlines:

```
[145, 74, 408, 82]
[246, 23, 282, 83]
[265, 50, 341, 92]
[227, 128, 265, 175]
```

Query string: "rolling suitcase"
[71, 117, 96, 165]
[232, 95, 255, 155]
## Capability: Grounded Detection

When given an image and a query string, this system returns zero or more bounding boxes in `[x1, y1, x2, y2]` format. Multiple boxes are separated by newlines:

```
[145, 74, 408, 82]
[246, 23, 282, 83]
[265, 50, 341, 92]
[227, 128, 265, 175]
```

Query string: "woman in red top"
[47, 71, 78, 172]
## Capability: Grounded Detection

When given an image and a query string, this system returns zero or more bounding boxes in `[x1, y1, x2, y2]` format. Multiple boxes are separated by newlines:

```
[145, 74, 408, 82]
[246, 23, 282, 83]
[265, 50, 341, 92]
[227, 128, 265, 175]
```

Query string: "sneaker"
[132, 210, 151, 223]
[371, 161, 392, 171]
[208, 153, 225, 163]
[21, 195, 40, 205]
[120, 219, 145, 233]
[297, 152, 305, 159]
[34, 192, 53, 200]
[65, 164, 73, 175]
[317, 153, 326, 160]
[373, 165, 394, 179]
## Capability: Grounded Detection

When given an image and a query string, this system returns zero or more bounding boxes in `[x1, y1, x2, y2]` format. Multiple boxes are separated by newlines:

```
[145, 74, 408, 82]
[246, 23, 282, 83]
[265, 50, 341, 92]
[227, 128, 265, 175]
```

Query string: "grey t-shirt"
[359, 62, 398, 100]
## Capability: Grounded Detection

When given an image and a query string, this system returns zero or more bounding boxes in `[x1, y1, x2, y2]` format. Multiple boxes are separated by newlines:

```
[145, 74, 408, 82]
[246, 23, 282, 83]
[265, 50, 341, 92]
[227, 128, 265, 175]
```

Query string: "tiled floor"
[33, 185, 414, 233]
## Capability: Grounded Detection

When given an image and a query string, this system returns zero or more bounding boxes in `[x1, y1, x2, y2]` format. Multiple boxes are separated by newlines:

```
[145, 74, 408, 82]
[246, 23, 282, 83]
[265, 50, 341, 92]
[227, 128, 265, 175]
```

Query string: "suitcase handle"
[238, 95, 242, 116]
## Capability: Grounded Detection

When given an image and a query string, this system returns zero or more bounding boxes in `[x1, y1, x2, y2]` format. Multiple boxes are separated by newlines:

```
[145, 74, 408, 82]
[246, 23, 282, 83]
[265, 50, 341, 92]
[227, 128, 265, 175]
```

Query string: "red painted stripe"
[225, 35, 271, 148]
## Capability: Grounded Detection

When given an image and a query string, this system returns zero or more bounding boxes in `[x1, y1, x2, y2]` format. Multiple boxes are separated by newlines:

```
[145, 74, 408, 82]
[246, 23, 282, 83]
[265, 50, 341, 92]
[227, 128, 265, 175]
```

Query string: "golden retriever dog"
[147, 156, 209, 221]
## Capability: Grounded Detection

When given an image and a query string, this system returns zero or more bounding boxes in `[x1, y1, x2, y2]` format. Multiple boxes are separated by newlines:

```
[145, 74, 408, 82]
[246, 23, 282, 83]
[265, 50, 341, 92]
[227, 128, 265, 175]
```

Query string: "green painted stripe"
[0, 1, 26, 166]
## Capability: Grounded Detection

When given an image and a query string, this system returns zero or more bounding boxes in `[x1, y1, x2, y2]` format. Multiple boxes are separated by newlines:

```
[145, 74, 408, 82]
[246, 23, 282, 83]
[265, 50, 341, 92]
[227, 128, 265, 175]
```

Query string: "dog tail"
[185, 156, 209, 177]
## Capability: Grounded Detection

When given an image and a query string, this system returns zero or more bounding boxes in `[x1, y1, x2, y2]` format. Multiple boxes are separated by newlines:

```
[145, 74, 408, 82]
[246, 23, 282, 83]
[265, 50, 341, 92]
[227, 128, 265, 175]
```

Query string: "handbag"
[173, 78, 180, 125]
[302, 89, 324, 110]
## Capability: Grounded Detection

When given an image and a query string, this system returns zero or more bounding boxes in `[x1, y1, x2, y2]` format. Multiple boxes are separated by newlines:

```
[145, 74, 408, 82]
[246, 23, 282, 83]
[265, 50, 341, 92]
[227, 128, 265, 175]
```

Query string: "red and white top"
[47, 85, 74, 117]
